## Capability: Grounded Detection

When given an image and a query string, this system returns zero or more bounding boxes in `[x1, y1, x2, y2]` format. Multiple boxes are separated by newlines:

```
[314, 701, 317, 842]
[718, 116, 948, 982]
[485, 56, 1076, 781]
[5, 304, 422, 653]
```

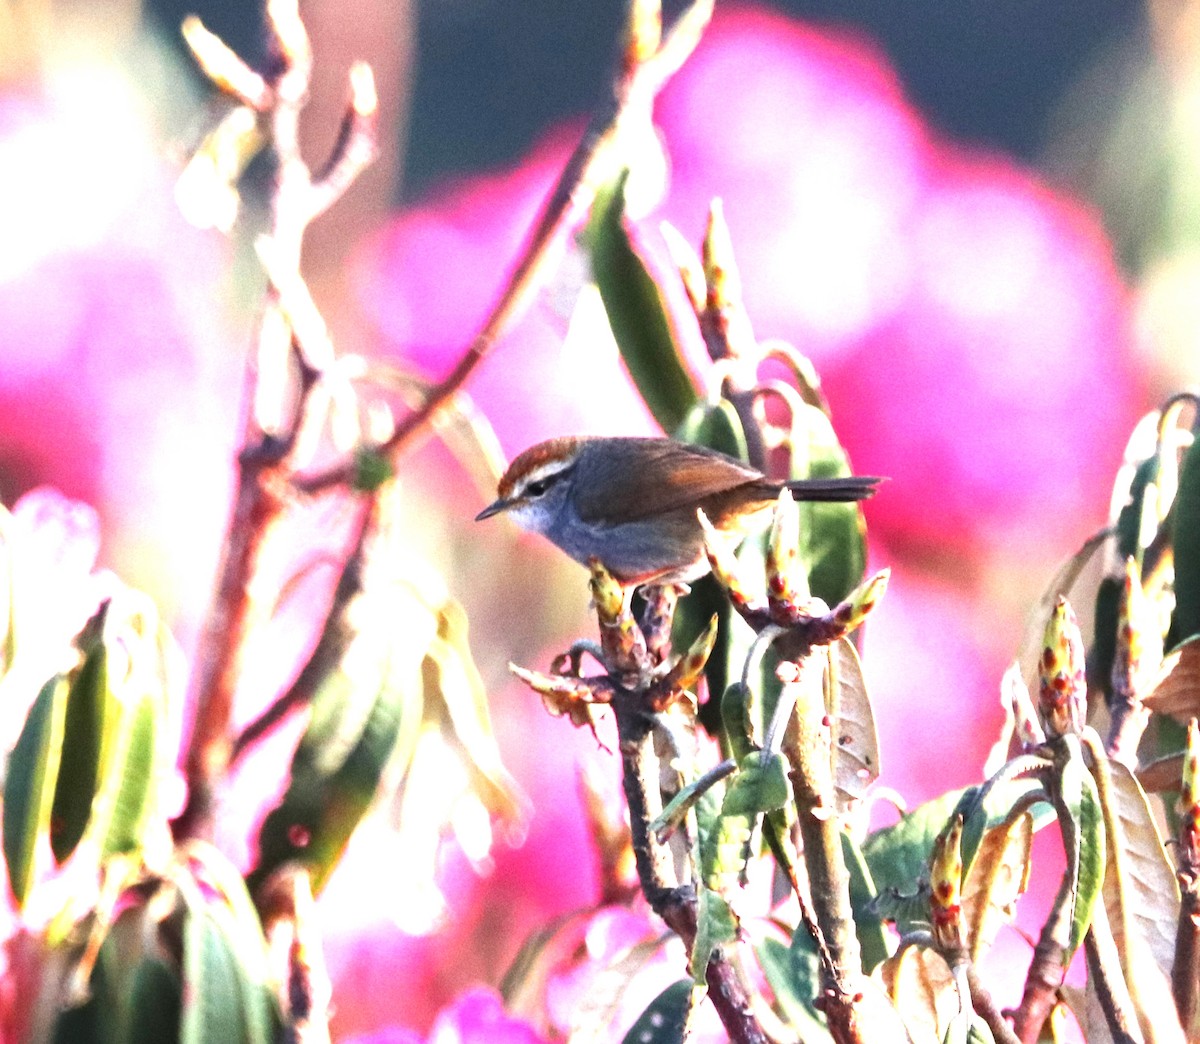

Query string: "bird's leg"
[550, 639, 607, 677]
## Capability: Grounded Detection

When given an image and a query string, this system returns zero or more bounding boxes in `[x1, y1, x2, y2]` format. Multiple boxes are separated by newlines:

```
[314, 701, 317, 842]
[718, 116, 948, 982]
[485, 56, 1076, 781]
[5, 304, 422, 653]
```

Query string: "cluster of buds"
[1038, 597, 1088, 740]
[702, 490, 889, 648]
[509, 560, 719, 729]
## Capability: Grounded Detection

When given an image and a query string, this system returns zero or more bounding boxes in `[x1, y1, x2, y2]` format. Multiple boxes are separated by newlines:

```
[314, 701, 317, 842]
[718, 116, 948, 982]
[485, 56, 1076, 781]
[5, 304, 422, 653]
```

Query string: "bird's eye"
[525, 478, 550, 498]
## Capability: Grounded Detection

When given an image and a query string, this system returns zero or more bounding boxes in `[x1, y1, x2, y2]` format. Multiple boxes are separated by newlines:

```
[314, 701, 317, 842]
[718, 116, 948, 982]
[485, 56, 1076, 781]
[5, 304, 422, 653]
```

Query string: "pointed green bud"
[766, 490, 806, 610]
[1038, 596, 1087, 739]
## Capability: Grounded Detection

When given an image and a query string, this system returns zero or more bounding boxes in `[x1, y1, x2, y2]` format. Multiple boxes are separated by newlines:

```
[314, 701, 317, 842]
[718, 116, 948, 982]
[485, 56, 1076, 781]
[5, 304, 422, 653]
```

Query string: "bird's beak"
[475, 498, 510, 521]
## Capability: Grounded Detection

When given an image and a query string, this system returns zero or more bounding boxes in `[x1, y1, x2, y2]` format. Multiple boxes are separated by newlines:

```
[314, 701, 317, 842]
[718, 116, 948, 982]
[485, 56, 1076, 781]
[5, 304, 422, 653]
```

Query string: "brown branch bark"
[613, 690, 769, 1044]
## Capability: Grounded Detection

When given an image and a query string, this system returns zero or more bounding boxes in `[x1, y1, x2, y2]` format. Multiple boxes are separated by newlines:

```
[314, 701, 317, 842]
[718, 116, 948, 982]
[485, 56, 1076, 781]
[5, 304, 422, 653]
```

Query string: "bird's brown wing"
[573, 438, 762, 524]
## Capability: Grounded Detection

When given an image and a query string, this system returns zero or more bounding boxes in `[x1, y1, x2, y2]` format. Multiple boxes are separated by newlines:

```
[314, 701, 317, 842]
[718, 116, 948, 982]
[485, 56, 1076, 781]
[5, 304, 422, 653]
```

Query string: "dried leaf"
[1143, 636, 1200, 723]
[962, 812, 1032, 963]
[829, 637, 881, 817]
[1092, 756, 1183, 1041]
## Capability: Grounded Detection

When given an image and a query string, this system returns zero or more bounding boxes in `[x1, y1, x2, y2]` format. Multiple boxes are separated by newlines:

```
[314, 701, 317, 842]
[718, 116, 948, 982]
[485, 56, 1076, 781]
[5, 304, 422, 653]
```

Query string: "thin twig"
[175, 0, 378, 839]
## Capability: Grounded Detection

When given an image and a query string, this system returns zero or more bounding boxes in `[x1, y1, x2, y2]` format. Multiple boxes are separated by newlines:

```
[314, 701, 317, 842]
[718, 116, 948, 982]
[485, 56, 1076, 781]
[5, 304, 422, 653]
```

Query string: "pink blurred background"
[2, 1, 1196, 1040]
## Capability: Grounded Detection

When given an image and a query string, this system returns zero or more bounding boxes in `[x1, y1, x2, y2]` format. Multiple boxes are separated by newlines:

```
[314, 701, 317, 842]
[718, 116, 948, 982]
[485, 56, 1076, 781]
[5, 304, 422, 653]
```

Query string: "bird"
[475, 436, 880, 587]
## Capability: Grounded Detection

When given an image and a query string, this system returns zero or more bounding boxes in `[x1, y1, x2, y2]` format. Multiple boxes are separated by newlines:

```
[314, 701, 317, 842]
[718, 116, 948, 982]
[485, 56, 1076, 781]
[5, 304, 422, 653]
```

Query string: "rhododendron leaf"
[424, 599, 525, 829]
[962, 812, 1032, 963]
[1059, 751, 1105, 961]
[862, 782, 1051, 909]
[3, 673, 69, 906]
[50, 627, 108, 863]
[587, 169, 698, 435]
[1173, 433, 1200, 647]
[1089, 757, 1180, 1028]
[690, 887, 737, 983]
[99, 691, 161, 860]
[251, 661, 408, 893]
[1094, 405, 1174, 691]
[673, 401, 753, 726]
[758, 933, 826, 1038]
[180, 909, 267, 1044]
[123, 958, 183, 1044]
[179, 867, 274, 1044]
[674, 398, 749, 461]
[881, 944, 956, 1042]
[842, 832, 890, 971]
[829, 637, 880, 814]
[789, 400, 867, 608]
[721, 750, 788, 816]
[621, 980, 690, 1043]
[66, 594, 175, 865]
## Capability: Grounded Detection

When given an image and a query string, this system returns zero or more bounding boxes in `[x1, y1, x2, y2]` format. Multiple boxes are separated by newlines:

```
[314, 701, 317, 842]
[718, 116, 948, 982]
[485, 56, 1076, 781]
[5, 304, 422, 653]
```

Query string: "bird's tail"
[782, 475, 883, 502]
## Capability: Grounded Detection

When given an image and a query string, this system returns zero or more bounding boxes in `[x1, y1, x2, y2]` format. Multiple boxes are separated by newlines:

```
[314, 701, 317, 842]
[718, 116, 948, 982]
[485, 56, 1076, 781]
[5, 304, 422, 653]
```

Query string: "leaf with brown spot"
[828, 638, 880, 820]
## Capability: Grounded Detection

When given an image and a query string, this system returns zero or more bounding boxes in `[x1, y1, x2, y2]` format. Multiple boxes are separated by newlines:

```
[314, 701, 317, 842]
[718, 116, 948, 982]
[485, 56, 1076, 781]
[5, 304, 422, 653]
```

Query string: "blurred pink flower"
[343, 988, 549, 1044]
[653, 6, 1141, 557]
[0, 83, 243, 647]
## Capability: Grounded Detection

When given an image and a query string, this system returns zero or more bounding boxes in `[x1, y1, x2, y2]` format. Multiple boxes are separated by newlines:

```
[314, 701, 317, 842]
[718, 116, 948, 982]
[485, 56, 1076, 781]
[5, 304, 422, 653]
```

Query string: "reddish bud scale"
[1038, 597, 1087, 739]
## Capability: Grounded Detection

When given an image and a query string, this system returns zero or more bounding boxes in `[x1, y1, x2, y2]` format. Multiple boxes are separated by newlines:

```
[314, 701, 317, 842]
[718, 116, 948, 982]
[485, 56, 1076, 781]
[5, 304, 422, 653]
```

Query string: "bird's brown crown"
[496, 437, 579, 500]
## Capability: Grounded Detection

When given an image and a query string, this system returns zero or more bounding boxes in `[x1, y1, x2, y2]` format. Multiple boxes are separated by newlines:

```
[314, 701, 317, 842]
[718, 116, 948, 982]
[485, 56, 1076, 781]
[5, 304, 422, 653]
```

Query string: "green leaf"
[620, 980, 691, 1044]
[1058, 749, 1106, 961]
[690, 887, 738, 984]
[650, 759, 734, 839]
[181, 908, 250, 1044]
[842, 832, 890, 972]
[674, 399, 749, 460]
[588, 169, 699, 434]
[721, 751, 788, 816]
[100, 690, 161, 859]
[50, 639, 108, 863]
[3, 674, 69, 906]
[250, 643, 409, 893]
[125, 959, 183, 1044]
[1173, 433, 1200, 646]
[673, 402, 752, 733]
[179, 873, 274, 1044]
[764, 928, 826, 1037]
[862, 781, 1053, 917]
[789, 401, 867, 607]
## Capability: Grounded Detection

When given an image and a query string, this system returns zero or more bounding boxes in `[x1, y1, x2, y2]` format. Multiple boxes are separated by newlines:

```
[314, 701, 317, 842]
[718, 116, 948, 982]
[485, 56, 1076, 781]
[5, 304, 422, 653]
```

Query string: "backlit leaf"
[49, 631, 107, 863]
[587, 170, 699, 435]
[1058, 750, 1105, 961]
[3, 674, 69, 906]
[790, 401, 867, 608]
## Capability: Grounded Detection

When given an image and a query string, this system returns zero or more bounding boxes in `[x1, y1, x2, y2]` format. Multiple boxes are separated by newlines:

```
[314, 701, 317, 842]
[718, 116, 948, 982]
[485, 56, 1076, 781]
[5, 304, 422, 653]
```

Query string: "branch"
[174, 0, 378, 839]
[293, 0, 715, 495]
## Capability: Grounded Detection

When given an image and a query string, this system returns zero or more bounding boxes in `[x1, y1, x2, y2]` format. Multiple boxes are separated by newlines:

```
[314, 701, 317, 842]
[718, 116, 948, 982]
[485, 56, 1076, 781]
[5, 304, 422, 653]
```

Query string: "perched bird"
[476, 436, 880, 586]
